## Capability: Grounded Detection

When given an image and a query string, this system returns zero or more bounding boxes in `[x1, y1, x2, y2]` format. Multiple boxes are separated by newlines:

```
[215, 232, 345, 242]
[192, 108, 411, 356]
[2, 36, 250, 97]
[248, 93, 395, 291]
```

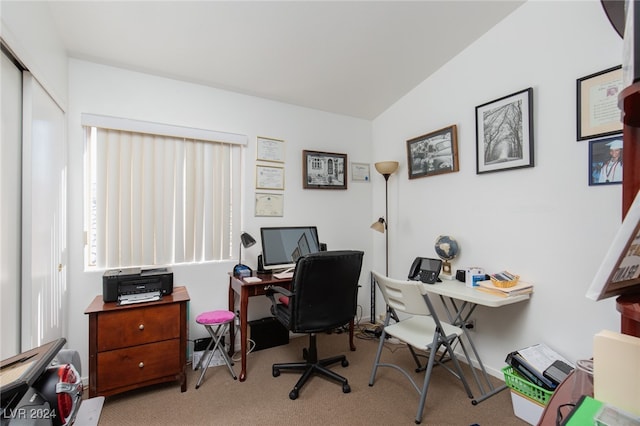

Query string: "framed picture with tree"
[475, 88, 534, 174]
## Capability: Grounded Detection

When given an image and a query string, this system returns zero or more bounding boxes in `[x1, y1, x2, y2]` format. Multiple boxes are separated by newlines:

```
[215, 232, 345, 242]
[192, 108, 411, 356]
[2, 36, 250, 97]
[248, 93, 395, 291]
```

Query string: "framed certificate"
[256, 136, 285, 163]
[576, 65, 623, 141]
[256, 165, 284, 190]
[255, 193, 284, 217]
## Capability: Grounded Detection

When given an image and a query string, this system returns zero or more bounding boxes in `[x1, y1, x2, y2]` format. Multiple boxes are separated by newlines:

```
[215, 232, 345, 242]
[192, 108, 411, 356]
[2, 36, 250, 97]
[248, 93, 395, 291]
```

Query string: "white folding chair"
[368, 271, 473, 424]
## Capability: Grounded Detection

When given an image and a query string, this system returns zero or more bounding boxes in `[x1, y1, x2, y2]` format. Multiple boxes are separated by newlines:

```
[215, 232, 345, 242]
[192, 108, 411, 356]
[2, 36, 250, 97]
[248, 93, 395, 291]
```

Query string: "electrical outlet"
[465, 319, 476, 331]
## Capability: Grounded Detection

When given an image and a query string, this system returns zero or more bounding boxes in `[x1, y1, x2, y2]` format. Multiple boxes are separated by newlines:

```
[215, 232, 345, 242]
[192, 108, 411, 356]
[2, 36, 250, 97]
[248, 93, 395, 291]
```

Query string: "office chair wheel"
[289, 389, 299, 400]
[341, 359, 349, 367]
[272, 367, 280, 377]
[342, 383, 351, 393]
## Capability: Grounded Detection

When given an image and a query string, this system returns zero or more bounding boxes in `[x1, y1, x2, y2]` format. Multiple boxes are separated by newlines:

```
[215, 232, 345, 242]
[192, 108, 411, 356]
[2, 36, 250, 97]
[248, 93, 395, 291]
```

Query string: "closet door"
[21, 73, 67, 350]
[0, 51, 23, 358]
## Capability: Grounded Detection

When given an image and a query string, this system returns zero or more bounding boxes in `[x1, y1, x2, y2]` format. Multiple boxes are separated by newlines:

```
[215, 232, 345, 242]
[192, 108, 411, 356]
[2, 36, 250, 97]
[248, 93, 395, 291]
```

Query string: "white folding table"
[420, 280, 530, 404]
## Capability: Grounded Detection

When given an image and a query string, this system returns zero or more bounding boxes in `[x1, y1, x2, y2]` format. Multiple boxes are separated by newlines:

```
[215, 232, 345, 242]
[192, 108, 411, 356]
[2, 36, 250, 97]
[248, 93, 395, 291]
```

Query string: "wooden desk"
[84, 286, 190, 398]
[228, 273, 355, 382]
[420, 280, 531, 405]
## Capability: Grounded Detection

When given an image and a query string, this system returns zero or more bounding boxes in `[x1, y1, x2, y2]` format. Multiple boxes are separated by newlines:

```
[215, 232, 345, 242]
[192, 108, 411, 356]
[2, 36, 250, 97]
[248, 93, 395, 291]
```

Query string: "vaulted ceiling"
[46, 1, 525, 120]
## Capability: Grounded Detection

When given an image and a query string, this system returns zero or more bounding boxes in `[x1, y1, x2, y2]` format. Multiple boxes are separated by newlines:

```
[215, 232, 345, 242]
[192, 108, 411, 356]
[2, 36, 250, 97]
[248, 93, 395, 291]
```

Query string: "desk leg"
[238, 288, 249, 381]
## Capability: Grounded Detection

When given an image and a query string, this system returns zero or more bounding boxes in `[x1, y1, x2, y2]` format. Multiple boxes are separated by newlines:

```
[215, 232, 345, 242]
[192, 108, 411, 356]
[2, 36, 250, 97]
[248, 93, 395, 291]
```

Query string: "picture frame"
[351, 162, 370, 182]
[256, 165, 284, 190]
[588, 135, 624, 186]
[587, 189, 640, 301]
[476, 87, 534, 174]
[576, 65, 623, 141]
[255, 192, 284, 217]
[256, 136, 285, 163]
[406, 125, 459, 180]
[303, 150, 347, 189]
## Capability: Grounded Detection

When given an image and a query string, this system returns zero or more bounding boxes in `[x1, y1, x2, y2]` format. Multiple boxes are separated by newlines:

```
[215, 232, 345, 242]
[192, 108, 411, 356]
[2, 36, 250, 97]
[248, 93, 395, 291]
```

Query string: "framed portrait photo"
[476, 87, 534, 174]
[588, 135, 623, 186]
[302, 150, 347, 189]
[406, 125, 459, 180]
[576, 65, 623, 141]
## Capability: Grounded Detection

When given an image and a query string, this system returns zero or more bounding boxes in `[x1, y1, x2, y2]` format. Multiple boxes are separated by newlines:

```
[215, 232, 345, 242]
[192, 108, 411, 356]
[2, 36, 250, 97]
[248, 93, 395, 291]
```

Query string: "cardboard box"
[510, 390, 545, 425]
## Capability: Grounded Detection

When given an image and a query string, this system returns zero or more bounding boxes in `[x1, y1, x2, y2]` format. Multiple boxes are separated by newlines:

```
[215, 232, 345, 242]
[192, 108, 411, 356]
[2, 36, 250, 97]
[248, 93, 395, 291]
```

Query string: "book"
[476, 280, 533, 297]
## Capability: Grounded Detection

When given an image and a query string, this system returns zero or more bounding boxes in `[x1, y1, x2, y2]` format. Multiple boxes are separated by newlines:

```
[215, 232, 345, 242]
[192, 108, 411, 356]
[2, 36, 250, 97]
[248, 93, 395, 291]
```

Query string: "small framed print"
[577, 65, 623, 141]
[351, 162, 370, 182]
[476, 88, 534, 174]
[256, 136, 285, 163]
[406, 125, 459, 179]
[302, 150, 347, 189]
[255, 193, 284, 217]
[588, 135, 623, 186]
[256, 165, 284, 190]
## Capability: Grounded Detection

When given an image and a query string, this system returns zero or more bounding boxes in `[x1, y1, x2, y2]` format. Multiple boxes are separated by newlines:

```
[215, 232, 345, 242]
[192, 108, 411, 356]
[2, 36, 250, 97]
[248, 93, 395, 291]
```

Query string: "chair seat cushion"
[196, 310, 235, 325]
[278, 296, 289, 306]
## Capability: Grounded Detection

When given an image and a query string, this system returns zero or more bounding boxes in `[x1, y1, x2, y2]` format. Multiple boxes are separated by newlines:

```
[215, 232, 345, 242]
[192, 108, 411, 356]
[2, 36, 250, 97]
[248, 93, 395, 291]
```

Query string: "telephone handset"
[408, 257, 442, 284]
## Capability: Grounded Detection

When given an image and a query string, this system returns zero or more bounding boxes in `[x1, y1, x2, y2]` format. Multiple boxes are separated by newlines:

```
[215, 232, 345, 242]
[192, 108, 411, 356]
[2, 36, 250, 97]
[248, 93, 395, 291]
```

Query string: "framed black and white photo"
[577, 65, 623, 141]
[588, 135, 623, 186]
[303, 150, 347, 189]
[406, 125, 459, 180]
[476, 87, 534, 174]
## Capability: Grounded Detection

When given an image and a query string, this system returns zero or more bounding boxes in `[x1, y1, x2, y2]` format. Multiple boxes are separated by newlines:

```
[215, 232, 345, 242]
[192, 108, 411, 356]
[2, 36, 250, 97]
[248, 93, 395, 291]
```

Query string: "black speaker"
[257, 254, 269, 274]
[320, 243, 327, 251]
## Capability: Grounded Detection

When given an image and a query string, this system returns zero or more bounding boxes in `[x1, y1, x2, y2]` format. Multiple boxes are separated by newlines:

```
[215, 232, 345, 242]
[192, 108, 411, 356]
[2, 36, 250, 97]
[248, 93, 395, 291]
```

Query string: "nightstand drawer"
[96, 339, 181, 392]
[97, 303, 180, 351]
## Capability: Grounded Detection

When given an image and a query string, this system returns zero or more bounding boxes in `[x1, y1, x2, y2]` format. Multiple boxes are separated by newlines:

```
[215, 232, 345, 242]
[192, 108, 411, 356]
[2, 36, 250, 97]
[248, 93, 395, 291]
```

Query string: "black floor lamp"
[370, 161, 399, 323]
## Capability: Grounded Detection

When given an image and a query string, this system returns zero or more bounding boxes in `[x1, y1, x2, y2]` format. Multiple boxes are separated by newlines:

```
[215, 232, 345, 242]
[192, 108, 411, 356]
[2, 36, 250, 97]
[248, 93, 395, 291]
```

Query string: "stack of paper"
[594, 329, 640, 416]
[476, 280, 533, 297]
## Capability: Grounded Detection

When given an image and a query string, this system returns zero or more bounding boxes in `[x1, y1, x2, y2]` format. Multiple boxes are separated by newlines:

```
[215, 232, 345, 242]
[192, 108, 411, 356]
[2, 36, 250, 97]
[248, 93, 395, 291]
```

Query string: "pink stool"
[195, 310, 237, 388]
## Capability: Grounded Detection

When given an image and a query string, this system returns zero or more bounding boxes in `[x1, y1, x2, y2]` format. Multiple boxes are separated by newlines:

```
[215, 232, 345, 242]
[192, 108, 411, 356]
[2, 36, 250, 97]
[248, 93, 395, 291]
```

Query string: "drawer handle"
[138, 362, 144, 368]
[138, 324, 144, 331]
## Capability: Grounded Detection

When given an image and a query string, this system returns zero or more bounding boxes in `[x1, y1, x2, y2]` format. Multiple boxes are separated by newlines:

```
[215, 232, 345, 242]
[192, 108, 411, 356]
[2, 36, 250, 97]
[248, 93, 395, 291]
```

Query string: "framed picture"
[587, 189, 640, 301]
[589, 135, 623, 186]
[476, 87, 534, 174]
[255, 193, 284, 217]
[256, 165, 284, 190]
[577, 65, 623, 141]
[351, 162, 370, 182]
[302, 150, 347, 189]
[406, 125, 459, 180]
[256, 136, 285, 163]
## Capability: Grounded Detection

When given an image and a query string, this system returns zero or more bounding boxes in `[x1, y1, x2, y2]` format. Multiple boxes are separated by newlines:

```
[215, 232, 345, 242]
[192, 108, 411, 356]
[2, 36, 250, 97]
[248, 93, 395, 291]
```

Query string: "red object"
[279, 296, 289, 306]
[616, 294, 640, 338]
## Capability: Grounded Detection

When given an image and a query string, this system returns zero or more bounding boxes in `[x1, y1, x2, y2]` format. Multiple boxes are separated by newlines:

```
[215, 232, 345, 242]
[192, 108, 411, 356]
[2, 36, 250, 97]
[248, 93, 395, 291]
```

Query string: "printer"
[102, 267, 173, 305]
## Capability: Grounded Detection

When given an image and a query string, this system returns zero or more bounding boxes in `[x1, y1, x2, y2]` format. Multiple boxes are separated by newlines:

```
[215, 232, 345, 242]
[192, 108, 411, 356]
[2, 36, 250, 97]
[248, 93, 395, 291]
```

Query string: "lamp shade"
[370, 218, 385, 233]
[240, 232, 256, 248]
[374, 161, 399, 176]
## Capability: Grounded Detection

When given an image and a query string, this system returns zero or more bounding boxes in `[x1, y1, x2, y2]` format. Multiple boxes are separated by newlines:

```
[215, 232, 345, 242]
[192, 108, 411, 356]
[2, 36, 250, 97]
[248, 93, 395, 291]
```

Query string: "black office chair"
[265, 250, 364, 400]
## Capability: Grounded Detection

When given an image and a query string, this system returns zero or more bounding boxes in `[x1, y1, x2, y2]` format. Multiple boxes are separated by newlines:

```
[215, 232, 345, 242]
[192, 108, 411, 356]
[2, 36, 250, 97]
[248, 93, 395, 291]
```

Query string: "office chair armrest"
[265, 285, 293, 298]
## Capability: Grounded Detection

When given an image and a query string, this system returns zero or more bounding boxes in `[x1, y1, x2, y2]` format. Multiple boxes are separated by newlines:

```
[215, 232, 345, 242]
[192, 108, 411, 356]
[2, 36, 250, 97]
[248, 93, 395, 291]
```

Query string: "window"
[82, 114, 246, 269]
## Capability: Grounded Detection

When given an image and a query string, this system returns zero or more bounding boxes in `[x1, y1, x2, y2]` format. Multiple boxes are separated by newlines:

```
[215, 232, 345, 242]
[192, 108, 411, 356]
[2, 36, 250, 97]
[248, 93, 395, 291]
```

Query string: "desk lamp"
[370, 160, 399, 322]
[233, 232, 256, 278]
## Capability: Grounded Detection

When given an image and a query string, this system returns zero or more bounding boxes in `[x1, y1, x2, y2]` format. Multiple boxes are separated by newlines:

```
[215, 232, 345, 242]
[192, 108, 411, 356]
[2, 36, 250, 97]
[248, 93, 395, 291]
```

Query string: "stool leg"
[195, 322, 237, 388]
[195, 329, 217, 389]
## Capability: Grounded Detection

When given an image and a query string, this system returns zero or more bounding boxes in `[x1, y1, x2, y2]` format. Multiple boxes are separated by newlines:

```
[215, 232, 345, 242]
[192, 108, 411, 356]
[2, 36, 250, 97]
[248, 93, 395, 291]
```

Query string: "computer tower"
[248, 317, 289, 351]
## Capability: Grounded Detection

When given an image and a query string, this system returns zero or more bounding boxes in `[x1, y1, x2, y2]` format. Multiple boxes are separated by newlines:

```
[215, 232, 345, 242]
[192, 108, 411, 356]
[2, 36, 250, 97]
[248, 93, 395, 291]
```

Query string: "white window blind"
[83, 115, 245, 269]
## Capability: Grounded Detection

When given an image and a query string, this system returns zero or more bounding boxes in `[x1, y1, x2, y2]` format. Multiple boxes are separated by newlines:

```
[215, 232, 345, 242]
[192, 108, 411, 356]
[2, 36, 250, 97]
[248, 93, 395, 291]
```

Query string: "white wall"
[66, 60, 373, 374]
[372, 0, 623, 376]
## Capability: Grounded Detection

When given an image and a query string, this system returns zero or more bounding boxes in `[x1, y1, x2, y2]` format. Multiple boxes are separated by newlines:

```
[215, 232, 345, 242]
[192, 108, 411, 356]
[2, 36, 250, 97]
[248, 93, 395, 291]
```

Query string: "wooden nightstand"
[84, 286, 190, 398]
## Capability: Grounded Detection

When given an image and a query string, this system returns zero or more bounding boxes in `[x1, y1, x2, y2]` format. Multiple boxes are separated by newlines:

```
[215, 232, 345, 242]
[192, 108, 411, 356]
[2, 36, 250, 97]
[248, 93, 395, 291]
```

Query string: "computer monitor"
[260, 226, 320, 271]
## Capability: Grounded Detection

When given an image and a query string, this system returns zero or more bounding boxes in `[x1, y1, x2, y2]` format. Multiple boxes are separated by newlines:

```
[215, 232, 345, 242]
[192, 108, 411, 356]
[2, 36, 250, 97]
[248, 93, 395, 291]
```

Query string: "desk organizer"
[502, 366, 553, 405]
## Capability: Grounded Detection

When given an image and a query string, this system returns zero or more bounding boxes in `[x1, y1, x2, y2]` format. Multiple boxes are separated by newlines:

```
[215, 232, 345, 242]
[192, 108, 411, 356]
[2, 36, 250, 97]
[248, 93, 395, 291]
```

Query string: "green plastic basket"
[502, 365, 554, 406]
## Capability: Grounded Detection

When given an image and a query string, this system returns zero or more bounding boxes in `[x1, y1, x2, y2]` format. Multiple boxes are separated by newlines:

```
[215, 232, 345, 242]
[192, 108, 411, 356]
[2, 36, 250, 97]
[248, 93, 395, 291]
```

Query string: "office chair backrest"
[290, 250, 364, 333]
[371, 271, 432, 317]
